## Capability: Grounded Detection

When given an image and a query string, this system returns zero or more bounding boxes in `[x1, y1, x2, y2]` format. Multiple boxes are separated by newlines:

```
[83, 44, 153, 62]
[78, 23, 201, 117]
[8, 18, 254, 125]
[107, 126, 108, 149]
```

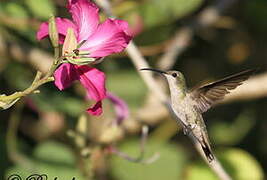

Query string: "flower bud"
[48, 16, 59, 48]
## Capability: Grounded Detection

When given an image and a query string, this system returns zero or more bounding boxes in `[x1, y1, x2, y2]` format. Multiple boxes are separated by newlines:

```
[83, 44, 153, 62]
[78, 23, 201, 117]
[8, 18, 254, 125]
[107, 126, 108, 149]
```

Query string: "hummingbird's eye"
[172, 73, 177, 77]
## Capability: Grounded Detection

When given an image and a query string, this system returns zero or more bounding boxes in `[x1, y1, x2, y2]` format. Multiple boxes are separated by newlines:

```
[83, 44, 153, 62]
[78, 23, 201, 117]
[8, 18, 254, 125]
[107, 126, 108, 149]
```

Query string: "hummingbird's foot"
[182, 125, 190, 135]
[183, 124, 197, 135]
[190, 124, 197, 129]
[182, 128, 188, 135]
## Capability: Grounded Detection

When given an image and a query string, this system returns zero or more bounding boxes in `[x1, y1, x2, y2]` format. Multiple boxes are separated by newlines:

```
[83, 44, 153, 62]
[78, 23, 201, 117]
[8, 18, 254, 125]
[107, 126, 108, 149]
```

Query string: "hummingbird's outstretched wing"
[188, 69, 256, 113]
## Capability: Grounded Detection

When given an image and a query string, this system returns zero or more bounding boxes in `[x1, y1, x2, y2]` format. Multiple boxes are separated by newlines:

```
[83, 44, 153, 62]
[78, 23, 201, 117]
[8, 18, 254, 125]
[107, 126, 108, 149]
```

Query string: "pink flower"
[37, 0, 132, 58]
[37, 0, 132, 115]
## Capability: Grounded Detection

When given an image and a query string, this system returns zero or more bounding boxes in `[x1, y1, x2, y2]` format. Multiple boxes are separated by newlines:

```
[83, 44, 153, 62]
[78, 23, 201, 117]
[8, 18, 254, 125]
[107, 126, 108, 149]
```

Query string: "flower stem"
[0, 55, 63, 107]
[54, 46, 60, 61]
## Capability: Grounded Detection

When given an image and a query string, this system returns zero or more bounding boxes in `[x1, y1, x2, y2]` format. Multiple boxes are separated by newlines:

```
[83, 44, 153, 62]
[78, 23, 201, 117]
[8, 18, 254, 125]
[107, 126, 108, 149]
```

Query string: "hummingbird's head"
[140, 68, 186, 88]
[165, 70, 184, 81]
[164, 70, 186, 87]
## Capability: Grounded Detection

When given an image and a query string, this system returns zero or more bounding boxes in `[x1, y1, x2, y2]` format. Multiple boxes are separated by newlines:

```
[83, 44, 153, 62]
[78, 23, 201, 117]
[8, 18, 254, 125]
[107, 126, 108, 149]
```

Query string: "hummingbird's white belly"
[172, 101, 207, 141]
[171, 98, 200, 128]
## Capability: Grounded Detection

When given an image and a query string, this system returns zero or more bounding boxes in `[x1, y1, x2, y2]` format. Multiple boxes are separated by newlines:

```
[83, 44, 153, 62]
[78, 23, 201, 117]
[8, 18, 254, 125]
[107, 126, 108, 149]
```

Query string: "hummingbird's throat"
[170, 86, 186, 101]
[167, 77, 186, 100]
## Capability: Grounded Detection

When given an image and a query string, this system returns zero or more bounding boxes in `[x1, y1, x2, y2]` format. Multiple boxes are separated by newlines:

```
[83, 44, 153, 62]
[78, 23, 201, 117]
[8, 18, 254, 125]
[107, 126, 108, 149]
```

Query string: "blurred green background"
[0, 0, 266, 179]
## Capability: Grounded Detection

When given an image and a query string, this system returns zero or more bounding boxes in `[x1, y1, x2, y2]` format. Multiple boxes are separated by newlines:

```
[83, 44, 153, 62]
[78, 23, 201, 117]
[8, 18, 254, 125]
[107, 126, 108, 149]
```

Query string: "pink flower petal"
[107, 92, 129, 124]
[75, 66, 106, 101]
[68, 0, 99, 42]
[87, 101, 102, 116]
[113, 19, 131, 35]
[67, 0, 76, 5]
[36, 17, 77, 44]
[54, 63, 79, 90]
[80, 19, 132, 58]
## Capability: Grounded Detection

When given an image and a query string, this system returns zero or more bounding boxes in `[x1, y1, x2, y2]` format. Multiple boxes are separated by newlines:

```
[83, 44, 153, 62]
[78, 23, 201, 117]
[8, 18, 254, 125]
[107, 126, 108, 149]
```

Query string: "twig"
[126, 42, 167, 102]
[222, 72, 267, 103]
[0, 18, 63, 109]
[156, 27, 192, 70]
[95, 0, 232, 179]
[157, 0, 239, 70]
[0, 68, 56, 103]
[108, 125, 160, 164]
[140, 126, 149, 156]
[190, 135, 232, 180]
[109, 146, 160, 164]
[0, 16, 62, 109]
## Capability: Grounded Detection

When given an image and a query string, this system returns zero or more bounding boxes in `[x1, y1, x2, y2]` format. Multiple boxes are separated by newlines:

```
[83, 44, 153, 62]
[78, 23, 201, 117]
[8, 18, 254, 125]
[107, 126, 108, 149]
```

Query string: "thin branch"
[157, 0, 239, 70]
[190, 135, 232, 180]
[0, 20, 63, 109]
[126, 42, 167, 101]
[108, 126, 160, 164]
[222, 72, 267, 103]
[95, 0, 232, 179]
[140, 125, 149, 156]
[0, 51, 63, 108]
[109, 146, 160, 164]
[156, 27, 192, 70]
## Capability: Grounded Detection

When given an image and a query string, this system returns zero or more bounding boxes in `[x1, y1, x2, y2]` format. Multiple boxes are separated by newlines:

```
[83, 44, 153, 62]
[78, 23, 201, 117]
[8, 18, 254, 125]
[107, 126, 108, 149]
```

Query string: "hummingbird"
[141, 68, 255, 162]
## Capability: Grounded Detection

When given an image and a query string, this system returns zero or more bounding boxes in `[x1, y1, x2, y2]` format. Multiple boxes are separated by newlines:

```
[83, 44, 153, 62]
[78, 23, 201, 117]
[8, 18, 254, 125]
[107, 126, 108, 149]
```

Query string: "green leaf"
[5, 141, 84, 180]
[107, 70, 147, 109]
[24, 0, 56, 19]
[244, 0, 267, 32]
[3, 2, 29, 18]
[210, 110, 256, 145]
[32, 92, 84, 117]
[186, 148, 264, 180]
[140, 0, 203, 28]
[170, 0, 203, 19]
[4, 63, 33, 90]
[218, 148, 264, 180]
[110, 139, 188, 180]
[185, 162, 217, 180]
[34, 141, 76, 165]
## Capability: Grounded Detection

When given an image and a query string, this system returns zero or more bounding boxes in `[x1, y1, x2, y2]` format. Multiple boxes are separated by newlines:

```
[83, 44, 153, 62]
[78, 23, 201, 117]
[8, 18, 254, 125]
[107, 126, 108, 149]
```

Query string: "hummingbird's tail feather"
[200, 139, 214, 163]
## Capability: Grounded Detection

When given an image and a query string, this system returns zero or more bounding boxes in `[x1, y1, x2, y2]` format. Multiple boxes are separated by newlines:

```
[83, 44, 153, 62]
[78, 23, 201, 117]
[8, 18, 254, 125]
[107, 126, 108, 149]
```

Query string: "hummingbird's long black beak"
[140, 68, 167, 74]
